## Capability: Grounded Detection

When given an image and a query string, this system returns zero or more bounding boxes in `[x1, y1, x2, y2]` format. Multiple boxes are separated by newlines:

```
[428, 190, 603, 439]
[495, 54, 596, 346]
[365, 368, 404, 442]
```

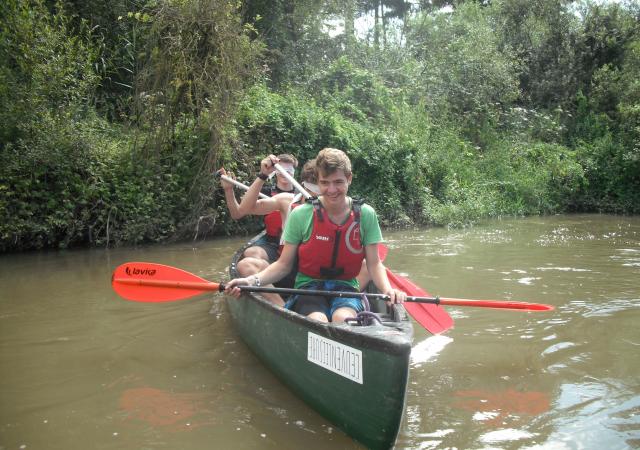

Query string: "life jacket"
[263, 185, 293, 240]
[297, 198, 364, 280]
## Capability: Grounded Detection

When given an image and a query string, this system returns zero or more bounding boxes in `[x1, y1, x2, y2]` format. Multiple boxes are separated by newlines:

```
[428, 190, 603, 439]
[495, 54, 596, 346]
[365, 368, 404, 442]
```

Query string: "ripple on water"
[535, 226, 598, 246]
[535, 266, 592, 272]
[479, 428, 536, 444]
[611, 248, 640, 267]
[545, 382, 640, 448]
[567, 298, 640, 317]
[541, 341, 577, 356]
[410, 335, 454, 366]
[476, 229, 513, 244]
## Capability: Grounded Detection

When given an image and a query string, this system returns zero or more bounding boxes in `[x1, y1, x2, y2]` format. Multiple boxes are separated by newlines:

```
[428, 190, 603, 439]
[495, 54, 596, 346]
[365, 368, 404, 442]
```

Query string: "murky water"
[1, 214, 638, 450]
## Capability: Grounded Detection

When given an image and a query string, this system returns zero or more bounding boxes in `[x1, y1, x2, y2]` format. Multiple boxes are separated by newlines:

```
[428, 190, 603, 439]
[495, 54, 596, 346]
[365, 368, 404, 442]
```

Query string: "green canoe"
[226, 233, 414, 450]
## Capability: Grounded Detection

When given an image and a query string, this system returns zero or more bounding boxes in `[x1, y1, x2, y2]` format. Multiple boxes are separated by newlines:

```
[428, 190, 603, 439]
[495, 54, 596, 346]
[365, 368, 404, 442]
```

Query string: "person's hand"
[224, 277, 251, 298]
[217, 168, 235, 191]
[259, 154, 279, 178]
[384, 288, 407, 305]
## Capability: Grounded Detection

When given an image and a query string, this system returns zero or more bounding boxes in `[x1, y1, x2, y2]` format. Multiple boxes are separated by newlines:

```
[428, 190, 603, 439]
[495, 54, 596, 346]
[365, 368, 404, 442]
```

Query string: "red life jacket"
[297, 199, 364, 280]
[263, 186, 292, 239]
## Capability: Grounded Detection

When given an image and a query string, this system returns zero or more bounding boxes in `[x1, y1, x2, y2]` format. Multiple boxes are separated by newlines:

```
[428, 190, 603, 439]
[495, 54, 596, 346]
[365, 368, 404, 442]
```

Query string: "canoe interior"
[225, 232, 414, 450]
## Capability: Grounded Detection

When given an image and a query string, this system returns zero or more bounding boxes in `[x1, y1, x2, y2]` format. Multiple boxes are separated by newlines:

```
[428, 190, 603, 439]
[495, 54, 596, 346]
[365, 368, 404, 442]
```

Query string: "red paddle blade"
[387, 269, 454, 335]
[112, 262, 214, 302]
[378, 243, 389, 262]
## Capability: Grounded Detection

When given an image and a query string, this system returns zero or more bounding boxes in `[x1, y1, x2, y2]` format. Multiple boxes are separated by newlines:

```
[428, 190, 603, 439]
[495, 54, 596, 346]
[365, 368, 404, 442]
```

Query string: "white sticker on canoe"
[307, 332, 363, 384]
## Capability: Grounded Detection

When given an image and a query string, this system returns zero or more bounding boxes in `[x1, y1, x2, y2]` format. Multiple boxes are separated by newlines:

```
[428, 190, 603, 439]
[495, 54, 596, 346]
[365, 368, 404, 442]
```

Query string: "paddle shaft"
[218, 173, 269, 199]
[274, 163, 312, 200]
[113, 277, 553, 311]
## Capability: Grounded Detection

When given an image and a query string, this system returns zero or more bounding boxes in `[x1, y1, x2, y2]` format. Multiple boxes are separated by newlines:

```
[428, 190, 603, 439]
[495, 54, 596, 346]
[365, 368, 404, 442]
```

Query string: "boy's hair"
[277, 153, 298, 167]
[315, 148, 351, 177]
[300, 159, 317, 183]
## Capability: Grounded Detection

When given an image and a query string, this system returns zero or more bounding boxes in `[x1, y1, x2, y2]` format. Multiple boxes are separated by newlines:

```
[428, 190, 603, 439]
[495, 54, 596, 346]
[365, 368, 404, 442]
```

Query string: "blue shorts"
[285, 280, 363, 319]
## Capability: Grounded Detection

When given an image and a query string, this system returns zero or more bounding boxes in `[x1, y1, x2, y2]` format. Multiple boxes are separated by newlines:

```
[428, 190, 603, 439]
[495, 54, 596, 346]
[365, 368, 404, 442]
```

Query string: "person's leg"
[236, 244, 284, 306]
[331, 306, 358, 323]
[242, 245, 269, 260]
[330, 297, 363, 323]
[236, 256, 268, 277]
[292, 295, 330, 322]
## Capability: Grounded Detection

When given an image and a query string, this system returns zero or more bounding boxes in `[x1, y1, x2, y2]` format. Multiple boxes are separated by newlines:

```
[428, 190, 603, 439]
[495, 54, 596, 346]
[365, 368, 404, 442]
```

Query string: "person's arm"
[365, 245, 406, 304]
[219, 170, 245, 220]
[225, 203, 306, 297]
[239, 191, 293, 217]
[235, 155, 280, 216]
[360, 204, 406, 304]
[225, 243, 298, 297]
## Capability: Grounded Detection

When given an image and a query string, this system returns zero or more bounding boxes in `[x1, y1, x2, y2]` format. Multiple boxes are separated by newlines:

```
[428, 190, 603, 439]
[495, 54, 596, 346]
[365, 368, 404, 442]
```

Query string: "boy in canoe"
[225, 148, 406, 323]
[221, 153, 297, 266]
[220, 155, 317, 305]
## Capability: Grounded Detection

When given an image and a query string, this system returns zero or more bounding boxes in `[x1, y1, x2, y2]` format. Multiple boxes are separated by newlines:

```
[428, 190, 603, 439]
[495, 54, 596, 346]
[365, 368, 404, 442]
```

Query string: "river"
[1, 214, 638, 449]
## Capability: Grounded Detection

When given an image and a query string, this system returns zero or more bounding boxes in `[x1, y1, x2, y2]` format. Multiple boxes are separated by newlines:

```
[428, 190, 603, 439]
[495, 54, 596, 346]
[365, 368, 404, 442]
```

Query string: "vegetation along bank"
[1, 0, 638, 252]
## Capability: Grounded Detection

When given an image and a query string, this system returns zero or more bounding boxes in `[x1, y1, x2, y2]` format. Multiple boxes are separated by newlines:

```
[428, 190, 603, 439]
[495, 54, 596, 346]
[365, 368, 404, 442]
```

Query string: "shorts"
[285, 280, 363, 320]
[249, 234, 280, 263]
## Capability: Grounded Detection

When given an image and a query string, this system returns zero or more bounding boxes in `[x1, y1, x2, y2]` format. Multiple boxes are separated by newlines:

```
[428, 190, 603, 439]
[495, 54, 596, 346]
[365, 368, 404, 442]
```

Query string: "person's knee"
[308, 312, 329, 322]
[237, 257, 268, 277]
[332, 307, 357, 323]
[243, 246, 268, 260]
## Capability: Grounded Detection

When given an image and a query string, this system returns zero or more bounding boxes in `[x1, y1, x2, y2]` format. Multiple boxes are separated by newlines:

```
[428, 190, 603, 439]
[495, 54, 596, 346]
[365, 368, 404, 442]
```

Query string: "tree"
[407, 2, 521, 144]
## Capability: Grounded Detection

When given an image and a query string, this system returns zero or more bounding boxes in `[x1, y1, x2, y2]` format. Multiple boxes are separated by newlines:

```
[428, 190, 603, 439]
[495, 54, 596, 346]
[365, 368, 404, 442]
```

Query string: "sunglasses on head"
[277, 167, 295, 176]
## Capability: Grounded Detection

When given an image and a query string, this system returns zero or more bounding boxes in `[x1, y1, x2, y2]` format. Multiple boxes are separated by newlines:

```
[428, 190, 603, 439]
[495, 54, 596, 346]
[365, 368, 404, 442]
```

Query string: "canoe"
[226, 232, 414, 450]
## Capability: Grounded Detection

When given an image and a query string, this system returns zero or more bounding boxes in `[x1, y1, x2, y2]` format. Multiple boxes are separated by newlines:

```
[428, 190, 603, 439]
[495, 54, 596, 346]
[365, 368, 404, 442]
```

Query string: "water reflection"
[119, 387, 215, 429]
[410, 335, 454, 366]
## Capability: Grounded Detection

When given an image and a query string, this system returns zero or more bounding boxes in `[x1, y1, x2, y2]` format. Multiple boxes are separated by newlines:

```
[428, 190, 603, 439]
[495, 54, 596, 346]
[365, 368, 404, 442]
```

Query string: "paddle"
[274, 162, 312, 199]
[111, 262, 554, 311]
[215, 170, 270, 199]
[386, 269, 454, 334]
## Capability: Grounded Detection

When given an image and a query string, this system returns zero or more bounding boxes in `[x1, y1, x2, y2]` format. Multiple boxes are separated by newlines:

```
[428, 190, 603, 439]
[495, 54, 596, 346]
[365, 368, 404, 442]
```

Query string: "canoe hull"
[226, 235, 413, 450]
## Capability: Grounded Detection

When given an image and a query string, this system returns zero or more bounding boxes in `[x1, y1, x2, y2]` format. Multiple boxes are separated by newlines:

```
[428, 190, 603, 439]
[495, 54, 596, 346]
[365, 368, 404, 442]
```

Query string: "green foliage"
[0, 0, 264, 251]
[2, 0, 640, 252]
[233, 83, 417, 224]
[0, 0, 98, 143]
[408, 2, 521, 145]
[575, 134, 639, 213]
[0, 110, 198, 251]
[493, 0, 581, 111]
[306, 56, 398, 123]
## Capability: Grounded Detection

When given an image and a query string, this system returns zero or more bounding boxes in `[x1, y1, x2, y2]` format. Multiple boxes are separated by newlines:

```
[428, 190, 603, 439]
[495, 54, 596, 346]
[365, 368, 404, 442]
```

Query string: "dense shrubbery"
[1, 0, 261, 251]
[1, 0, 638, 252]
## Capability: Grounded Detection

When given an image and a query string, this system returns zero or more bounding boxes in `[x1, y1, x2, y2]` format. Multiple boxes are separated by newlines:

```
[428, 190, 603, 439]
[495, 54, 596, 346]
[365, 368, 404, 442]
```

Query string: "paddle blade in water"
[112, 262, 216, 302]
[386, 269, 454, 335]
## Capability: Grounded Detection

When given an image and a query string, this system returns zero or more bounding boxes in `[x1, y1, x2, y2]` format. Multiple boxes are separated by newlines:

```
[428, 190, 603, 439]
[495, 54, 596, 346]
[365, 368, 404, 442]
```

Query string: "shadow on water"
[1, 214, 639, 449]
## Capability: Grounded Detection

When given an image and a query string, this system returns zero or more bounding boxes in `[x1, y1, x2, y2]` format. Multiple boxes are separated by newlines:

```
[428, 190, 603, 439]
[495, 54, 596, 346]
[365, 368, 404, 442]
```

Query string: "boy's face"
[318, 170, 351, 205]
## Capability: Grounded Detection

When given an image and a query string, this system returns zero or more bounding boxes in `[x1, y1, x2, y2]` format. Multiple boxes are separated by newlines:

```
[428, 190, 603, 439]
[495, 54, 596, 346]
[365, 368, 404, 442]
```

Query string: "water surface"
[1, 214, 638, 449]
